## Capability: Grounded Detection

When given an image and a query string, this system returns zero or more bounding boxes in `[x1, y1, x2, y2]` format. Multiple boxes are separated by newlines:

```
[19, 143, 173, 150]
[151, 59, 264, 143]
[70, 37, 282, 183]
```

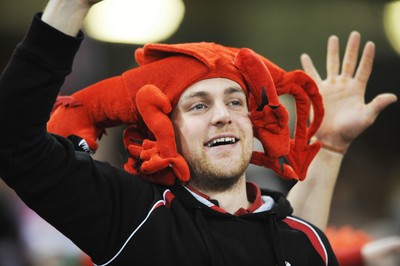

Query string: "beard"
[186, 149, 251, 193]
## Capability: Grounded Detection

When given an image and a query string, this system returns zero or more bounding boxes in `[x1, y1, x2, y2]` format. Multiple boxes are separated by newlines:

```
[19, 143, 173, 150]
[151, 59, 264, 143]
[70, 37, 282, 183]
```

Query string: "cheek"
[172, 115, 203, 153]
[240, 117, 254, 150]
[181, 121, 203, 144]
[171, 113, 184, 152]
[237, 114, 253, 134]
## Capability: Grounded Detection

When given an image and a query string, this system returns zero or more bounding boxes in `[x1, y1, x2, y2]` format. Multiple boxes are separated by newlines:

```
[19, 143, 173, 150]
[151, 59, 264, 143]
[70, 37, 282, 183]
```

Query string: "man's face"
[171, 78, 253, 192]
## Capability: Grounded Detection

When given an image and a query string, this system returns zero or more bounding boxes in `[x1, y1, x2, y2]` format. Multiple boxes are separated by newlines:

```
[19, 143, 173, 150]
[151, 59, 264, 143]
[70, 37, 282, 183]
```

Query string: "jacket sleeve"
[0, 13, 81, 166]
[310, 221, 340, 266]
[0, 14, 157, 263]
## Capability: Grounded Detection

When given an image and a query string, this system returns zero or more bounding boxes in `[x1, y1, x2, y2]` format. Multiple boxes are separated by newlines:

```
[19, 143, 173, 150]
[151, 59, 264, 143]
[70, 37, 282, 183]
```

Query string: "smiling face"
[171, 78, 253, 192]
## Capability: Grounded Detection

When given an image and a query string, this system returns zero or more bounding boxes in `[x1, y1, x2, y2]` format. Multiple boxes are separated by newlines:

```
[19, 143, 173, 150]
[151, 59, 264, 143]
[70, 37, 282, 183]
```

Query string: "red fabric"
[48, 42, 324, 185]
[235, 182, 263, 215]
[234, 49, 291, 164]
[326, 226, 371, 266]
[186, 182, 263, 216]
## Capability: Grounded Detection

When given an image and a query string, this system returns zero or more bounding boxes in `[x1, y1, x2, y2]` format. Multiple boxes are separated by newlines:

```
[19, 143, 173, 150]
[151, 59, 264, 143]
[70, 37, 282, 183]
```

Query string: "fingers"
[354, 41, 375, 85]
[301, 53, 322, 84]
[303, 31, 380, 92]
[326, 35, 340, 79]
[341, 31, 361, 77]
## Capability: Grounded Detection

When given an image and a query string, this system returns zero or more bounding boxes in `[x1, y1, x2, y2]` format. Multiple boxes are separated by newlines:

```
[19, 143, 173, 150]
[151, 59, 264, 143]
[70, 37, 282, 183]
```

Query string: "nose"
[210, 101, 232, 126]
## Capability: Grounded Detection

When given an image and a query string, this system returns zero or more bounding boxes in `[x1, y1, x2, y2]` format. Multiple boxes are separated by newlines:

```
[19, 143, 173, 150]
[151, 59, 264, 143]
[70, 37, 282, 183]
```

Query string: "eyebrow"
[184, 91, 209, 100]
[225, 87, 245, 95]
[183, 87, 245, 100]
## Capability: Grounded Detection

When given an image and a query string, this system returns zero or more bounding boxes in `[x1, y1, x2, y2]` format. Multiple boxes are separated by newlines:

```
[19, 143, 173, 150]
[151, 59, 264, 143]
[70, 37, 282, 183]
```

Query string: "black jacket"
[0, 14, 338, 266]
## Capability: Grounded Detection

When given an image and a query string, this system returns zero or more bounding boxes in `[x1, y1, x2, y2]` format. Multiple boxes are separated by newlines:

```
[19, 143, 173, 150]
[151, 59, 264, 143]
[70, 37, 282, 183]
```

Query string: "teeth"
[207, 137, 236, 147]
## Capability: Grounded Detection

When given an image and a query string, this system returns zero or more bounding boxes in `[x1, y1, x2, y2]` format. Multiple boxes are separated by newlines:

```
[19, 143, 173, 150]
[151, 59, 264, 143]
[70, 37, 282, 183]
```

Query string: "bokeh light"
[84, 0, 185, 44]
[383, 1, 400, 55]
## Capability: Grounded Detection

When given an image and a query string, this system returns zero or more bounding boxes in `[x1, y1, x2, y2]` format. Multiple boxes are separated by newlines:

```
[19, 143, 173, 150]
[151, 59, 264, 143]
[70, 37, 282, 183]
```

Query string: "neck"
[190, 175, 250, 214]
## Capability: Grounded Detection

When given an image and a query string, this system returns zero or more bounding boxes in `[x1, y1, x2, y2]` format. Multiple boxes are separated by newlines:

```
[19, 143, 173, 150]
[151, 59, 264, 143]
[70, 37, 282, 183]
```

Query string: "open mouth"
[205, 137, 238, 147]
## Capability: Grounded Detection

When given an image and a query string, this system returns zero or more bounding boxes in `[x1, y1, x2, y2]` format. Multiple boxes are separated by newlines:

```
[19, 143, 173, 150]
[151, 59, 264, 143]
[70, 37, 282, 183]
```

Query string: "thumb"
[367, 93, 397, 121]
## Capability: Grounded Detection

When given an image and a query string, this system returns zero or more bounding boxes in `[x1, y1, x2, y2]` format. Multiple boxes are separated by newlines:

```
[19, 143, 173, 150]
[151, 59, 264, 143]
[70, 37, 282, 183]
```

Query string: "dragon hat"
[48, 42, 324, 185]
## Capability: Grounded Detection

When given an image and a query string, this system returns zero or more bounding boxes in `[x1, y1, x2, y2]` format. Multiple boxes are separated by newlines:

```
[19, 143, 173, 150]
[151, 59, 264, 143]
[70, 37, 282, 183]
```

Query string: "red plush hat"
[48, 42, 323, 185]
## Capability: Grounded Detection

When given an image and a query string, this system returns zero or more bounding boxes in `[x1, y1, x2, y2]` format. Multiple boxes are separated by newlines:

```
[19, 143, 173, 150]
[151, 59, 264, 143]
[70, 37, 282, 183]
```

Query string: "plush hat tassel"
[276, 71, 324, 180]
[234, 48, 292, 177]
[125, 84, 190, 185]
[48, 75, 137, 153]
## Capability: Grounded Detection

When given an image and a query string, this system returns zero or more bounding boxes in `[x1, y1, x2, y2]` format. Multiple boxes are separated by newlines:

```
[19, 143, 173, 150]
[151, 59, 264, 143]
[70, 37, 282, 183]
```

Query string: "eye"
[227, 99, 246, 109]
[229, 99, 242, 106]
[190, 103, 207, 111]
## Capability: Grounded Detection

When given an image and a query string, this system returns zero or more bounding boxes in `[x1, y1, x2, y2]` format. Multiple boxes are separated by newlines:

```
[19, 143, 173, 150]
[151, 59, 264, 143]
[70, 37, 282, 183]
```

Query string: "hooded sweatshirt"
[0, 14, 338, 266]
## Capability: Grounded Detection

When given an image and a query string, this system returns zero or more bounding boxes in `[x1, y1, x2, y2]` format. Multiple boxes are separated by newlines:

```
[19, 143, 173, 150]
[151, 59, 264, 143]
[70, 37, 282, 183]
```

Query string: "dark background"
[1, 0, 399, 238]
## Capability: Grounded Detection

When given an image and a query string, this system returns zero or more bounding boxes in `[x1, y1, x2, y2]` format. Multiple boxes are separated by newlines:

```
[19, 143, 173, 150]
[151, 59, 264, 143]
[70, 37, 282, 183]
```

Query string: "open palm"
[301, 31, 397, 152]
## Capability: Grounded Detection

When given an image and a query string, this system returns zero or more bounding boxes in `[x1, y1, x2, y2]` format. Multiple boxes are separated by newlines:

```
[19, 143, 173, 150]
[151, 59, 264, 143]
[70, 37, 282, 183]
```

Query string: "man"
[0, 0, 396, 265]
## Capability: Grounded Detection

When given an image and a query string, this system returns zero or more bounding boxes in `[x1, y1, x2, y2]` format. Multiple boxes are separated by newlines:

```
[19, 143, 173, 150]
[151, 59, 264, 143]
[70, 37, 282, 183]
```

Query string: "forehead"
[179, 78, 245, 101]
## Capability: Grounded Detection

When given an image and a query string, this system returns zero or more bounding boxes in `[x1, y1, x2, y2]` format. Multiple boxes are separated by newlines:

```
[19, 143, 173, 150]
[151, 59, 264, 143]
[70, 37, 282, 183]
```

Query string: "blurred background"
[1, 0, 399, 265]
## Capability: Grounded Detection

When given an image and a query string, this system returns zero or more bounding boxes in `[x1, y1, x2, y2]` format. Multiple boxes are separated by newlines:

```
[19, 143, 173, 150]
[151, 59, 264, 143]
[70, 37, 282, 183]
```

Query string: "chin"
[190, 174, 242, 193]
[189, 163, 246, 192]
